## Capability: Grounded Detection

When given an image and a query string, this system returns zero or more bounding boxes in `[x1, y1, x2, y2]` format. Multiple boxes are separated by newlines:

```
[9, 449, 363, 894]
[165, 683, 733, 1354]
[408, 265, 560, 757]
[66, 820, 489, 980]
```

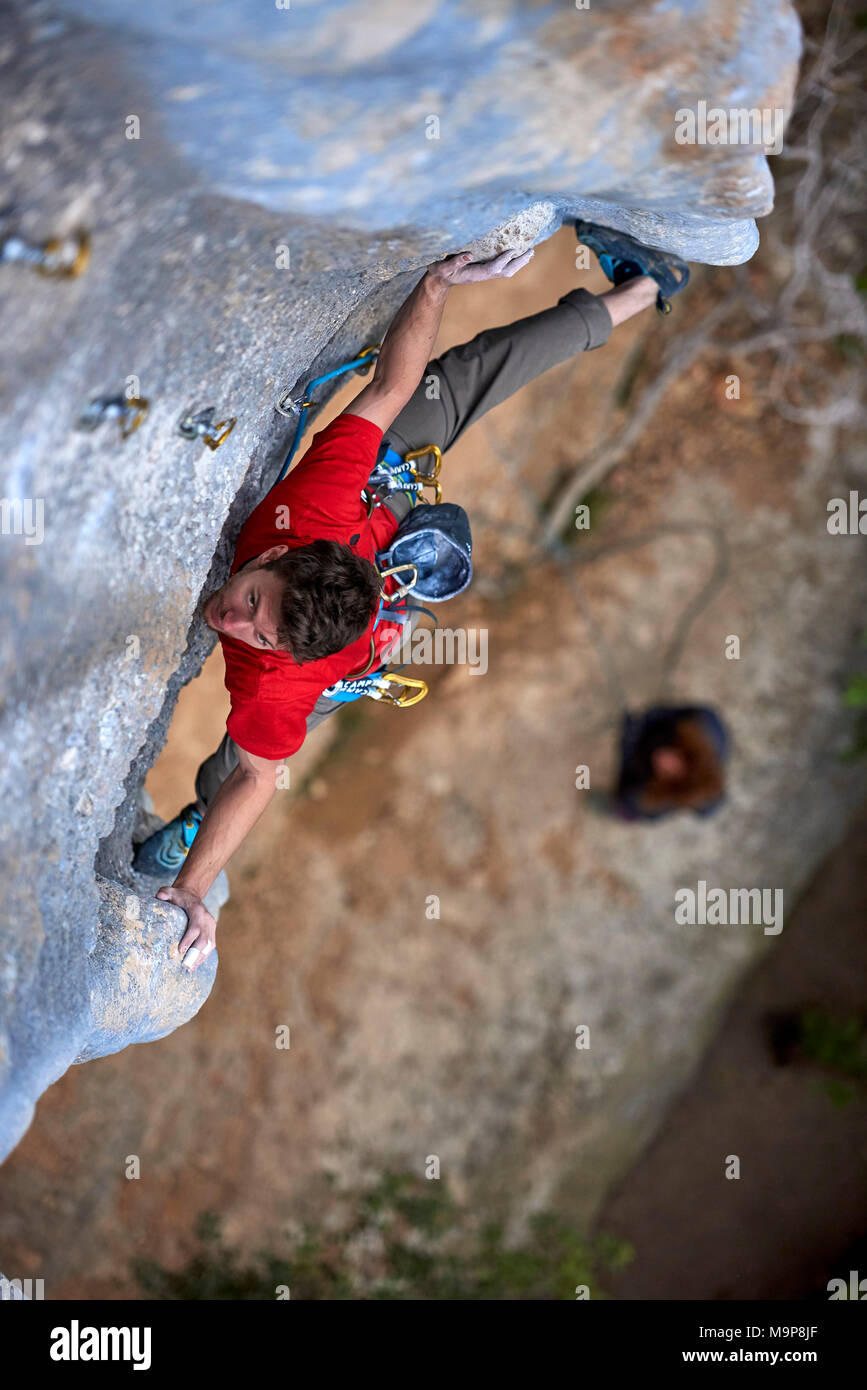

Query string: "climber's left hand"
[156, 884, 217, 972]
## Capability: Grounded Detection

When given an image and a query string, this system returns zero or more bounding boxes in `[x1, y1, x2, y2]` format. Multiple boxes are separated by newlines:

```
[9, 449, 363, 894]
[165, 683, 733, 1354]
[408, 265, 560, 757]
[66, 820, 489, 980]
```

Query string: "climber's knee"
[557, 286, 614, 350]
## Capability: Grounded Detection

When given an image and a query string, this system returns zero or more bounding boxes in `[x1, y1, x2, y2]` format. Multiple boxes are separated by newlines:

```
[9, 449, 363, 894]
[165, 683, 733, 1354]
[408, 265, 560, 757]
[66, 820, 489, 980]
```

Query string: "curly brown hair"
[262, 539, 381, 663]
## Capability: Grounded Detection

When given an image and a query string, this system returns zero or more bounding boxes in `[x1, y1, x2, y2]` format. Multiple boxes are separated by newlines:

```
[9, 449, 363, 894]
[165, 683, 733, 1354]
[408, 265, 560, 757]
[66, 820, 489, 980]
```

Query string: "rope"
[556, 523, 730, 714]
[272, 347, 379, 486]
[480, 417, 730, 717]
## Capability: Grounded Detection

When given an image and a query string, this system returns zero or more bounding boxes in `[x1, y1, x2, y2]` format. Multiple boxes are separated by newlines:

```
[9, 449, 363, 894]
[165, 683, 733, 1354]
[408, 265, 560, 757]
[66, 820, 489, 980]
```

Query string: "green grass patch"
[799, 1008, 867, 1083]
[834, 332, 865, 361]
[131, 1170, 633, 1301]
[540, 482, 611, 548]
[837, 635, 867, 760]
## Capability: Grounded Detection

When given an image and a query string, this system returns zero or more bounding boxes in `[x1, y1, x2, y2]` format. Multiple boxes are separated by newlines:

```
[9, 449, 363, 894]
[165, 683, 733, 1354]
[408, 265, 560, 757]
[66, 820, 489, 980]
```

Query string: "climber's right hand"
[156, 884, 217, 972]
[428, 246, 535, 287]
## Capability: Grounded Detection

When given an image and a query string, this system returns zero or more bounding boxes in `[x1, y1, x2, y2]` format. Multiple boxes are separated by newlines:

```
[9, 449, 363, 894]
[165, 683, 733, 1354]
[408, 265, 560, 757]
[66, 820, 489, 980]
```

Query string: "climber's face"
[202, 547, 289, 651]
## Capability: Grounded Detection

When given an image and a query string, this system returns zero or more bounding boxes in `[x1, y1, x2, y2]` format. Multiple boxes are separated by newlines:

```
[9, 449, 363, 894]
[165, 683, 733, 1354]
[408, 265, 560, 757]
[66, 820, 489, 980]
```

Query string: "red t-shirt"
[219, 413, 401, 759]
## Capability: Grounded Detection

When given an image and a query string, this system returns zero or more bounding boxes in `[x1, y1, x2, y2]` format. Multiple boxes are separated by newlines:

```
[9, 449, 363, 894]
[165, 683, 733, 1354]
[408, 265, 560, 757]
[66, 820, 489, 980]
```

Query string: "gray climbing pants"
[194, 286, 612, 810]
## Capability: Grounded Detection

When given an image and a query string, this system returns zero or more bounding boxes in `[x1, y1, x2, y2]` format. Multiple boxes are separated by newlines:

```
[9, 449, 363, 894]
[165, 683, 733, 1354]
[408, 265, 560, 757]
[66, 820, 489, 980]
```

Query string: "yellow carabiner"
[376, 672, 428, 708]
[37, 230, 91, 279]
[403, 444, 443, 503]
[355, 343, 381, 372]
[120, 397, 149, 440]
[203, 417, 237, 450]
[343, 636, 378, 681]
[378, 562, 418, 600]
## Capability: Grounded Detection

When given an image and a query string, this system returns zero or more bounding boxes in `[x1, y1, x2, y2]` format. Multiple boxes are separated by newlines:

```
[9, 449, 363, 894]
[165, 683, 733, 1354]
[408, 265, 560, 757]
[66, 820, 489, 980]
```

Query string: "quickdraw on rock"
[76, 393, 149, 440]
[177, 406, 237, 450]
[274, 343, 380, 480]
[1, 228, 90, 279]
[273, 344, 443, 504]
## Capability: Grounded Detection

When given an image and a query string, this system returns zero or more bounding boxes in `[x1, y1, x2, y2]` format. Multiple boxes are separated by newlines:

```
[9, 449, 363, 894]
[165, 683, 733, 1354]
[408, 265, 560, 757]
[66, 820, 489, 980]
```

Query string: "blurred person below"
[613, 705, 729, 820]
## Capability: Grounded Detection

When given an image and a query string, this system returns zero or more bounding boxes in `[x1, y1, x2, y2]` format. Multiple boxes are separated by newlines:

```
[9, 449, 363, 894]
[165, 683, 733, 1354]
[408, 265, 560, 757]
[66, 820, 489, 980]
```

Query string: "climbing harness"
[318, 501, 473, 711]
[76, 393, 150, 440]
[177, 405, 237, 450]
[272, 345, 470, 713]
[0, 227, 90, 279]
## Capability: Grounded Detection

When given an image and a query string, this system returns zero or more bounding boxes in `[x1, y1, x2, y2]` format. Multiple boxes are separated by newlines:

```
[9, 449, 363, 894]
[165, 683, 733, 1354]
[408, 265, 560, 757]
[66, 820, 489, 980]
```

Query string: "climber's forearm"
[347, 268, 449, 430]
[344, 246, 533, 434]
[375, 267, 449, 397]
[173, 764, 276, 899]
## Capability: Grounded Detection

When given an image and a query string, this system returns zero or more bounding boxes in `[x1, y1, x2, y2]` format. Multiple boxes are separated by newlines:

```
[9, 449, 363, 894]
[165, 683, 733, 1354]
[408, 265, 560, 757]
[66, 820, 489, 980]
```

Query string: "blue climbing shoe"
[132, 804, 203, 877]
[574, 220, 690, 315]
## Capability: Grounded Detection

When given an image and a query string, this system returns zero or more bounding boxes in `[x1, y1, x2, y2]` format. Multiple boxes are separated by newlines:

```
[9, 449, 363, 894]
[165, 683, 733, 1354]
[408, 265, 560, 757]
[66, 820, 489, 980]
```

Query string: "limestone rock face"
[0, 0, 799, 1161]
[47, 0, 800, 263]
[76, 876, 225, 1066]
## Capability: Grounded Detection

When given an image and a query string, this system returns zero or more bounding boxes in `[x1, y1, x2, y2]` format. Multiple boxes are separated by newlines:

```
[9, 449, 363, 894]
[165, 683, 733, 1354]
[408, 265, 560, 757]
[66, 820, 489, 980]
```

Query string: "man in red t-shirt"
[135, 227, 678, 970]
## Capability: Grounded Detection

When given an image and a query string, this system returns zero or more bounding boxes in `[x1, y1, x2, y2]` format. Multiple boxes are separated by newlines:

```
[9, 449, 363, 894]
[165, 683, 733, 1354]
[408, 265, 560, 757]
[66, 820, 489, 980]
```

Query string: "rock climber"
[133, 222, 691, 969]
